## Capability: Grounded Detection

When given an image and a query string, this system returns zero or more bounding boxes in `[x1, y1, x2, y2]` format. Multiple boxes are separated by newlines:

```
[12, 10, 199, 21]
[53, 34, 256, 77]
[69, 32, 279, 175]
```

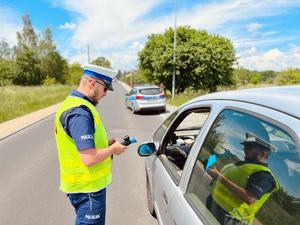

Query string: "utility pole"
[172, 0, 177, 99]
[87, 45, 90, 63]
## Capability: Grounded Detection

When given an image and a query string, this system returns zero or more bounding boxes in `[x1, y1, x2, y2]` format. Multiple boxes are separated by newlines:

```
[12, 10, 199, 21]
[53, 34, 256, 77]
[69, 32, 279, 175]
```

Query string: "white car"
[125, 85, 166, 114]
[138, 86, 300, 225]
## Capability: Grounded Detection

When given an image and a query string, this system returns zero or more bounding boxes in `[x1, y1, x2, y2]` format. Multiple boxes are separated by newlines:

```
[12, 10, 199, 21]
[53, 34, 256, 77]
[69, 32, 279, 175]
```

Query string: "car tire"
[146, 176, 156, 218]
[132, 106, 138, 114]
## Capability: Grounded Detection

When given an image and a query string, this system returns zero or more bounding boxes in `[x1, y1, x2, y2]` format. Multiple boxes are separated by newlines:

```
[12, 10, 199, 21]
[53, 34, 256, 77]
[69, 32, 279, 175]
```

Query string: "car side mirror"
[138, 142, 156, 157]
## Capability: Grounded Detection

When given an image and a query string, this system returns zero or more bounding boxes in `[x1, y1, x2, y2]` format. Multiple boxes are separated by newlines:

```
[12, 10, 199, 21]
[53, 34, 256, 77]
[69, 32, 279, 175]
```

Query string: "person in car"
[206, 133, 279, 225]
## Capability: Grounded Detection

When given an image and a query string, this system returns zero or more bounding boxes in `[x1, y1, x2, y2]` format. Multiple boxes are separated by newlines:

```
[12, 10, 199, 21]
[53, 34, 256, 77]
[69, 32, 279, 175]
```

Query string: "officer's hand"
[110, 140, 127, 155]
[207, 167, 220, 180]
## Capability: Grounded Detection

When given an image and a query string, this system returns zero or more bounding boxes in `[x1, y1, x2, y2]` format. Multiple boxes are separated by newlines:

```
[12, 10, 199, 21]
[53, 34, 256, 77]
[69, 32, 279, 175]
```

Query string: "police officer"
[54, 64, 127, 225]
[207, 133, 279, 225]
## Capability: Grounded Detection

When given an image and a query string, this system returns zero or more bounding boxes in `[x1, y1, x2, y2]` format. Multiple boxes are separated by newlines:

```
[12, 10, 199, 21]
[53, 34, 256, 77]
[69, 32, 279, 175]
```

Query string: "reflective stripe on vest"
[54, 96, 112, 193]
[211, 163, 279, 225]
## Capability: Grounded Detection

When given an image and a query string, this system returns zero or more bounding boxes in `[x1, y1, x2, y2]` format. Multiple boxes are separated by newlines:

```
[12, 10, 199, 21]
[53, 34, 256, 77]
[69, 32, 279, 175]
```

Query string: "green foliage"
[39, 28, 69, 84]
[249, 73, 262, 84]
[15, 49, 42, 85]
[0, 15, 70, 86]
[0, 59, 15, 86]
[91, 57, 111, 68]
[139, 26, 236, 93]
[234, 67, 280, 86]
[275, 68, 300, 85]
[65, 63, 82, 85]
[132, 70, 149, 85]
[43, 75, 58, 86]
[40, 51, 69, 84]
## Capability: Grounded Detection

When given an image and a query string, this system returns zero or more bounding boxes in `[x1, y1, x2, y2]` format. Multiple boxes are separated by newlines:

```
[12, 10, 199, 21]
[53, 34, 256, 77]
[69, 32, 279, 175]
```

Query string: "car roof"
[134, 85, 160, 89]
[187, 85, 300, 119]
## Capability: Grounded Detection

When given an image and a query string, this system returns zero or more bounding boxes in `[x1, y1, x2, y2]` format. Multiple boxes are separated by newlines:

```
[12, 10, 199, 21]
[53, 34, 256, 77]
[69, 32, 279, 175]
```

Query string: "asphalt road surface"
[0, 82, 171, 225]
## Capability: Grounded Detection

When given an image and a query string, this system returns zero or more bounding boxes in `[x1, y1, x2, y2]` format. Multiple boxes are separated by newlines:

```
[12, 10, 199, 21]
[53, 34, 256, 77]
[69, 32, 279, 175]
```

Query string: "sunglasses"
[89, 79, 108, 92]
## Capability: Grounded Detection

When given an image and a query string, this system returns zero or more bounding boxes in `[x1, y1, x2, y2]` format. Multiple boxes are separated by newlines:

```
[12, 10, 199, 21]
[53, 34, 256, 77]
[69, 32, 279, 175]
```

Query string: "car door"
[171, 101, 300, 225]
[150, 105, 211, 225]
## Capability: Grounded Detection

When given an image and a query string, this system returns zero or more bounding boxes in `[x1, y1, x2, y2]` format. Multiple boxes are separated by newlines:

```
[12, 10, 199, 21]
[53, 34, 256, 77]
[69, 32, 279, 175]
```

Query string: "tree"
[0, 39, 15, 86]
[15, 14, 38, 55]
[249, 73, 262, 84]
[0, 59, 15, 86]
[276, 68, 300, 85]
[14, 14, 41, 85]
[91, 57, 111, 68]
[14, 49, 41, 85]
[39, 28, 68, 83]
[65, 63, 82, 85]
[0, 39, 13, 60]
[139, 26, 236, 93]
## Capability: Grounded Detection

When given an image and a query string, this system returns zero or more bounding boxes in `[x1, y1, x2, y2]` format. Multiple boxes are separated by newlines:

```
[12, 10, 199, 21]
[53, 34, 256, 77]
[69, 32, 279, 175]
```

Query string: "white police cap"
[241, 133, 275, 152]
[81, 64, 117, 91]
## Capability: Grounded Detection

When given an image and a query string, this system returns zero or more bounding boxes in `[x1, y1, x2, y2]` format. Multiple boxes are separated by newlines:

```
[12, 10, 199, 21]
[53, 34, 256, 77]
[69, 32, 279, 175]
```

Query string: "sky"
[0, 0, 300, 72]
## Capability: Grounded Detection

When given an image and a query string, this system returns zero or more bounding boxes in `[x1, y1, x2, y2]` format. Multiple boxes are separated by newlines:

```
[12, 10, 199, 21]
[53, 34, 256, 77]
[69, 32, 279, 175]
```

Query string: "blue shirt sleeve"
[66, 107, 95, 151]
[246, 171, 276, 199]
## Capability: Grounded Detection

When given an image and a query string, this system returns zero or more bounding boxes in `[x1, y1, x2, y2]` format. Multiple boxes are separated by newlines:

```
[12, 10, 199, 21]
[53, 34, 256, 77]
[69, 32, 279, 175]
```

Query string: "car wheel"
[132, 106, 138, 114]
[146, 176, 156, 218]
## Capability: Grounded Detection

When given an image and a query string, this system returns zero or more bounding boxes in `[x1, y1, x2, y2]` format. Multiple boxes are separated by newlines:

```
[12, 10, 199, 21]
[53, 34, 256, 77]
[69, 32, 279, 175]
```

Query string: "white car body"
[125, 85, 166, 114]
[139, 85, 300, 225]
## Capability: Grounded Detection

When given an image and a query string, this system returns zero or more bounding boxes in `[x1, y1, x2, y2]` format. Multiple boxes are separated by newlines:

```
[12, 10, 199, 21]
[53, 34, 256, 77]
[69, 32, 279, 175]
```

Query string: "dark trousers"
[68, 188, 106, 225]
[206, 194, 246, 225]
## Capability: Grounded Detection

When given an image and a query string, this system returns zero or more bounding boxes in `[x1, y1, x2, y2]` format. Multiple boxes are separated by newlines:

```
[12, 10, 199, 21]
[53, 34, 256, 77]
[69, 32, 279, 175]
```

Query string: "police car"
[125, 85, 166, 114]
[138, 85, 300, 225]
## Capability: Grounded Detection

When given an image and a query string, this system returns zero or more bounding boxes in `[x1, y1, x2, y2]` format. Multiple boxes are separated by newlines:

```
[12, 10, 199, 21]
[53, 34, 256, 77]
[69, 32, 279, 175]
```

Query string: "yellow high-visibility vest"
[211, 163, 279, 225]
[54, 96, 112, 193]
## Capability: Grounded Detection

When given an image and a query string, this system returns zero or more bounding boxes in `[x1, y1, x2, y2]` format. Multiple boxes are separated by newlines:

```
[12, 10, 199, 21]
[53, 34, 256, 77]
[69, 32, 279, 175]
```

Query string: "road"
[0, 82, 171, 225]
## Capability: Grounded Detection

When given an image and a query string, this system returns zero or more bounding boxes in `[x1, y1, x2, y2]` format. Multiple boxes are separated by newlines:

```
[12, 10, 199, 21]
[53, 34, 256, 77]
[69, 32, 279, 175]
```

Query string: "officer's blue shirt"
[235, 160, 276, 199]
[62, 90, 96, 151]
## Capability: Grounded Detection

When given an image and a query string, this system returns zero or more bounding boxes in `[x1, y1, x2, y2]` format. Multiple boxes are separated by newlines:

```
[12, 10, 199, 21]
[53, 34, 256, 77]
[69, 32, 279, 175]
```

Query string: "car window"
[139, 88, 162, 95]
[128, 89, 137, 95]
[186, 109, 300, 225]
[153, 109, 179, 144]
[158, 108, 210, 184]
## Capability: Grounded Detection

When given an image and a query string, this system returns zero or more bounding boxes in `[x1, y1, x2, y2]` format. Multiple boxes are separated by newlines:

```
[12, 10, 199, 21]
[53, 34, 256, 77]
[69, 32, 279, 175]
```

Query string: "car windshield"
[139, 88, 162, 95]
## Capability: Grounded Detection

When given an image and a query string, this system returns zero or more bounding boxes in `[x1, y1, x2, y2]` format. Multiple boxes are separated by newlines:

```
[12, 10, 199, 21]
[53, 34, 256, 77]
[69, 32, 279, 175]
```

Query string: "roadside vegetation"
[0, 85, 74, 123]
[123, 67, 300, 107]
[1, 14, 299, 123]
[0, 14, 118, 123]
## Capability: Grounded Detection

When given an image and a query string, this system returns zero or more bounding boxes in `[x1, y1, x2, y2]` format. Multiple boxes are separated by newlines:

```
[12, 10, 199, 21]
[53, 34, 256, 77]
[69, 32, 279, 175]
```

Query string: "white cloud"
[247, 22, 262, 33]
[237, 46, 300, 71]
[59, 22, 77, 30]
[55, 0, 300, 70]
[0, 7, 21, 46]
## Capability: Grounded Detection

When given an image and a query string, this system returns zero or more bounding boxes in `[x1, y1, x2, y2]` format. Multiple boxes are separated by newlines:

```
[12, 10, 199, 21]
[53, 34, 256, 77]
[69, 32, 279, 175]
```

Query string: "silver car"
[138, 86, 300, 225]
[125, 85, 166, 114]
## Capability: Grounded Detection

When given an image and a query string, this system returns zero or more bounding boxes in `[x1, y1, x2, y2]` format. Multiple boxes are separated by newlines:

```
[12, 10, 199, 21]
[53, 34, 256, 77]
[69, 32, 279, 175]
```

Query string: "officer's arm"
[218, 173, 257, 204]
[79, 141, 126, 167]
[208, 168, 257, 205]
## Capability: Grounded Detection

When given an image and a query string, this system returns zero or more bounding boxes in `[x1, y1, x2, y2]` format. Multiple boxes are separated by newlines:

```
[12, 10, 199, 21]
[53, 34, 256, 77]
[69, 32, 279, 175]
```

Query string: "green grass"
[167, 84, 277, 107]
[0, 85, 74, 123]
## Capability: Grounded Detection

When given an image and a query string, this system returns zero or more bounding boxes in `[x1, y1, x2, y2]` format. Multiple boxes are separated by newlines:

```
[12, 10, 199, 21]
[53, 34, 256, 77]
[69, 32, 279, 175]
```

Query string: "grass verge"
[0, 85, 74, 123]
